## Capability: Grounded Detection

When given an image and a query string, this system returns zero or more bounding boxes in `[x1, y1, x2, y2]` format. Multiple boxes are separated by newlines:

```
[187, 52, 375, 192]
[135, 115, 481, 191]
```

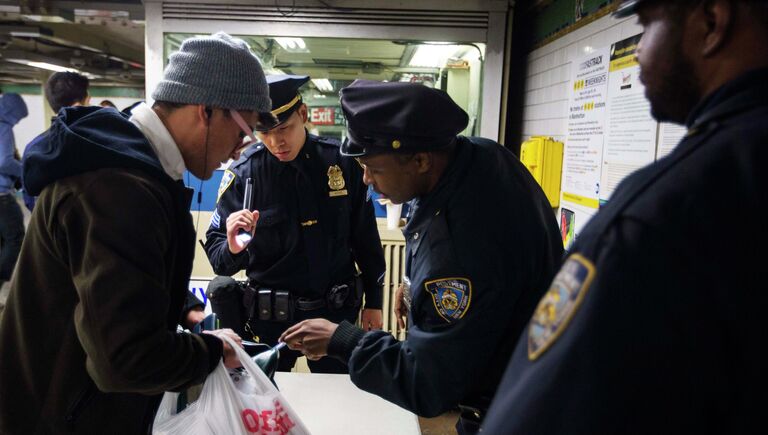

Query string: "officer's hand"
[279, 319, 338, 360]
[203, 329, 243, 369]
[226, 209, 260, 254]
[361, 308, 383, 331]
[393, 283, 408, 330]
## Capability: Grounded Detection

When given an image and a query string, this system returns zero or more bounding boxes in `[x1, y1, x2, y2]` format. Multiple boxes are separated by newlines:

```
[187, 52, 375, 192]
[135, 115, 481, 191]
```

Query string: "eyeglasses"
[229, 110, 260, 147]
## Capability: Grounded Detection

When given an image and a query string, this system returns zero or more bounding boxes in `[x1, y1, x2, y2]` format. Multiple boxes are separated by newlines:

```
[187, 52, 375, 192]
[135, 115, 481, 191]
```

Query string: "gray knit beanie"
[152, 32, 271, 112]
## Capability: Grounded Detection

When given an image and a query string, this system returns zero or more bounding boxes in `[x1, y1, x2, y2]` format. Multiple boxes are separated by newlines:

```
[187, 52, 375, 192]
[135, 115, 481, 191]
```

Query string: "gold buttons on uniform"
[392, 140, 401, 149]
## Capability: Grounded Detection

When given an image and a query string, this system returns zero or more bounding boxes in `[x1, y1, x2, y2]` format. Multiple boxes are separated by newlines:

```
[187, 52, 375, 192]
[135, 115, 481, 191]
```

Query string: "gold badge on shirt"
[327, 165, 348, 197]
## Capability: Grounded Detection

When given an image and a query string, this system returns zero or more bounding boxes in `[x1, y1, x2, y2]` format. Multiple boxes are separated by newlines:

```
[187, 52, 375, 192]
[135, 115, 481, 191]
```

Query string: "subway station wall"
[521, 13, 689, 250]
[522, 13, 642, 143]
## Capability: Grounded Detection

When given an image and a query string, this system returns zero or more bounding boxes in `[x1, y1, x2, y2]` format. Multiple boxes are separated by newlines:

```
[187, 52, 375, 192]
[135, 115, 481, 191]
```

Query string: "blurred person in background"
[0, 91, 28, 292]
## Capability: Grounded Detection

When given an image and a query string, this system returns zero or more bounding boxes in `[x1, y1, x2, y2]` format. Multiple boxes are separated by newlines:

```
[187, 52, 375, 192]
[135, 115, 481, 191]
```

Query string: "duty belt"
[294, 297, 325, 311]
[245, 279, 358, 316]
[291, 282, 353, 311]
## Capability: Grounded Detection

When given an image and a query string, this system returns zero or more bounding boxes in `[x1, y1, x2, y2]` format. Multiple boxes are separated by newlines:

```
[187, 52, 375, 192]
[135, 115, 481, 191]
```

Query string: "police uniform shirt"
[482, 68, 768, 434]
[204, 133, 385, 307]
[328, 136, 563, 417]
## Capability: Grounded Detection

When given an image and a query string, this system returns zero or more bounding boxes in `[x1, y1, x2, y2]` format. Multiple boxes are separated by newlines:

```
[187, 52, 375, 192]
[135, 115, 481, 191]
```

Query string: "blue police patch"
[424, 277, 472, 323]
[528, 253, 595, 361]
[217, 170, 236, 203]
[210, 209, 221, 229]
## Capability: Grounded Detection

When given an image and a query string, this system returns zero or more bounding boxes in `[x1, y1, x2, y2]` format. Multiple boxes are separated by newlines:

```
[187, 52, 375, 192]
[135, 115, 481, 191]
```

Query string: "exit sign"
[310, 107, 336, 125]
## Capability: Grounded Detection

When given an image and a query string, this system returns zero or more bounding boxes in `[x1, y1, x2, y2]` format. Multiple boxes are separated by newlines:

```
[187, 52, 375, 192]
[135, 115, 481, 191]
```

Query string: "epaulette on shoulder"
[312, 135, 342, 148]
[229, 144, 265, 169]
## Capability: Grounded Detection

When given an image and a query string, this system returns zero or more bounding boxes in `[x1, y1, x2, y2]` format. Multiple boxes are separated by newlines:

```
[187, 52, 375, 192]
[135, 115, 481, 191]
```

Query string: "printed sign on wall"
[558, 48, 610, 250]
[600, 33, 657, 204]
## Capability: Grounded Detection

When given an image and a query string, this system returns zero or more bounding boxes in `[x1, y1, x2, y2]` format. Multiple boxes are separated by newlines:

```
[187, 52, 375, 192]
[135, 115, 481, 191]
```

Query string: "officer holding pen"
[204, 75, 386, 374]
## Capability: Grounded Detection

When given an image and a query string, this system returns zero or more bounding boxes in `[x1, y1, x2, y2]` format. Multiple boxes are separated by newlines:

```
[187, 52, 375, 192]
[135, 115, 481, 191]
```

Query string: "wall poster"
[599, 33, 657, 204]
[558, 47, 611, 250]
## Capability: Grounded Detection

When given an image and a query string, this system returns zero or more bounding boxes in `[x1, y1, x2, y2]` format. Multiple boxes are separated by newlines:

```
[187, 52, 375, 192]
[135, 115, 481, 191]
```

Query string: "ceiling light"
[5, 59, 77, 73]
[3, 57, 98, 78]
[312, 78, 333, 92]
[274, 37, 308, 52]
[0, 25, 44, 38]
[408, 45, 462, 68]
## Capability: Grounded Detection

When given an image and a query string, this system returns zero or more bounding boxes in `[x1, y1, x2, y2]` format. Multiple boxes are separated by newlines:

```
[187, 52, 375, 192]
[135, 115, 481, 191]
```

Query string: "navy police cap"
[613, 0, 648, 18]
[339, 80, 469, 157]
[261, 74, 309, 131]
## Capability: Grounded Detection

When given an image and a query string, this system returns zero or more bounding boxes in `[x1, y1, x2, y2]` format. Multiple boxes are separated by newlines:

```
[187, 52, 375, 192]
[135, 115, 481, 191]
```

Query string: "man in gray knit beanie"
[0, 32, 275, 434]
[153, 32, 271, 113]
[145, 31, 276, 180]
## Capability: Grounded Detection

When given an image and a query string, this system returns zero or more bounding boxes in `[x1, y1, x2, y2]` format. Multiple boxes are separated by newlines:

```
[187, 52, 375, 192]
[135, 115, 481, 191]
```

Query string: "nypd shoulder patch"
[424, 277, 472, 323]
[528, 253, 595, 361]
[217, 170, 236, 203]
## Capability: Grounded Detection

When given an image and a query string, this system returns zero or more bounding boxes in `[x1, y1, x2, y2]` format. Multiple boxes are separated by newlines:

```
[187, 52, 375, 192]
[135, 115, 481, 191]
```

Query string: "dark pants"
[207, 276, 359, 374]
[0, 194, 24, 281]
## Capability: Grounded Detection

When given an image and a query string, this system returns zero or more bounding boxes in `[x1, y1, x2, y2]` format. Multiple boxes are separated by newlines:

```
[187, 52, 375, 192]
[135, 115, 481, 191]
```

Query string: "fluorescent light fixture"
[28, 61, 78, 72]
[5, 59, 77, 73]
[311, 78, 333, 92]
[1, 25, 44, 37]
[4, 58, 98, 79]
[408, 44, 462, 68]
[9, 29, 42, 37]
[274, 37, 308, 52]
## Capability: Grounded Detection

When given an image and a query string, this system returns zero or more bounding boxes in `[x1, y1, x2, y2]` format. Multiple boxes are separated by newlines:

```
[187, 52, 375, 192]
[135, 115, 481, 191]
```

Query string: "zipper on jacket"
[64, 382, 97, 427]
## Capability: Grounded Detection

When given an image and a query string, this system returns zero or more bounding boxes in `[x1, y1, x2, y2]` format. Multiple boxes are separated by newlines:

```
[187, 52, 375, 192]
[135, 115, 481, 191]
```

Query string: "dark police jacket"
[482, 69, 768, 434]
[204, 133, 385, 307]
[0, 107, 222, 434]
[327, 136, 563, 417]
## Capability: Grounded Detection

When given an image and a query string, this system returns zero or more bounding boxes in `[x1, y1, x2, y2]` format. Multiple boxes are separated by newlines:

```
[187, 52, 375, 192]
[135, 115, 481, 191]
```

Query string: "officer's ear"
[297, 104, 308, 123]
[699, 0, 735, 58]
[413, 152, 433, 174]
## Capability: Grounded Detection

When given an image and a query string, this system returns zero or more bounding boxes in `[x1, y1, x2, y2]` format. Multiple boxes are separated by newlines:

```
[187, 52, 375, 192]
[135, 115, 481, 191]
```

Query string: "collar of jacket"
[403, 136, 470, 240]
[686, 67, 768, 130]
[23, 106, 171, 197]
[275, 129, 317, 175]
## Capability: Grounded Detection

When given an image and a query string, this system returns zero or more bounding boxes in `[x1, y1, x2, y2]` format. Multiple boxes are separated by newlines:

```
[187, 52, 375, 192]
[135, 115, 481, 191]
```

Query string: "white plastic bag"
[153, 336, 311, 435]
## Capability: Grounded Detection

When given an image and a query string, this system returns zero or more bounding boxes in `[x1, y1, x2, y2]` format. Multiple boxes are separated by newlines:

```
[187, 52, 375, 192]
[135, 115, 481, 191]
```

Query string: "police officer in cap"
[482, 1, 768, 433]
[204, 75, 386, 373]
[280, 80, 562, 433]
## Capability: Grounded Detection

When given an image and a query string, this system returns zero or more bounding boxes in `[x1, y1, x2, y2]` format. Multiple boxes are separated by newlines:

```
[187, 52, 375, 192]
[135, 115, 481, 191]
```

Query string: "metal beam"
[144, 0, 508, 12]
[42, 22, 144, 67]
[11, 1, 146, 21]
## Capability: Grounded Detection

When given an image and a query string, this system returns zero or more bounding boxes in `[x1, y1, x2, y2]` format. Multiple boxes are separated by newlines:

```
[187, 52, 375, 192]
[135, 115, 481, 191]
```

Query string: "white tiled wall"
[522, 14, 643, 142]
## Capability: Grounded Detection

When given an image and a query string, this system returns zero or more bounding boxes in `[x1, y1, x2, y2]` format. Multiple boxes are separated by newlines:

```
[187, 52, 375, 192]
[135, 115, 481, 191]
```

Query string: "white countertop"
[274, 372, 420, 435]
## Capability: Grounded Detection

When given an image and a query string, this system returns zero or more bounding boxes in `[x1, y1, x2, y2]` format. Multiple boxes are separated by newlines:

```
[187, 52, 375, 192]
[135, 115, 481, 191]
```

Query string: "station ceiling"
[1, 1, 479, 91]
[0, 0, 145, 87]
